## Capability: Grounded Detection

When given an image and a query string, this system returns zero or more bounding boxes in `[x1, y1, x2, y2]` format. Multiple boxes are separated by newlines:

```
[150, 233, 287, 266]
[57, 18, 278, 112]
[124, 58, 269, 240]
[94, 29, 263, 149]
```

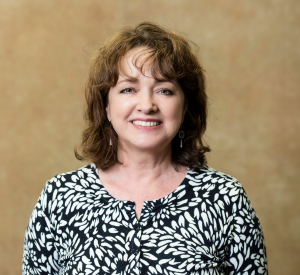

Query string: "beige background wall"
[1, 0, 299, 274]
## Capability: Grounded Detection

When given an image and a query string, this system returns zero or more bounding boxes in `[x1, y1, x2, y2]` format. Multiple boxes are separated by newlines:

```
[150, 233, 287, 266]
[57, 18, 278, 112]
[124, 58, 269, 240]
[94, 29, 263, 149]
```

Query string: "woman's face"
[106, 47, 186, 153]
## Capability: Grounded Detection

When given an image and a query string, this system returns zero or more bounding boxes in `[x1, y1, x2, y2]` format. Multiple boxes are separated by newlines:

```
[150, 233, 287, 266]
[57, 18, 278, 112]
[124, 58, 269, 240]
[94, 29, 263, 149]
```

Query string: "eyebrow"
[117, 77, 174, 85]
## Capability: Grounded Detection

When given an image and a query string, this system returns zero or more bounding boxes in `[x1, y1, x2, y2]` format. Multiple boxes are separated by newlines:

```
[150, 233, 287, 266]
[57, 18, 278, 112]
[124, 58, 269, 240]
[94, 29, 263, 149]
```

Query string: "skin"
[98, 46, 188, 217]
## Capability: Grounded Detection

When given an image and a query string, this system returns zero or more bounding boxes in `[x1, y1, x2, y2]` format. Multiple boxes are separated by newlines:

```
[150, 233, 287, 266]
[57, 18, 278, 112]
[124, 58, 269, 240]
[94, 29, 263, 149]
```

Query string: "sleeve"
[225, 185, 268, 275]
[22, 182, 61, 275]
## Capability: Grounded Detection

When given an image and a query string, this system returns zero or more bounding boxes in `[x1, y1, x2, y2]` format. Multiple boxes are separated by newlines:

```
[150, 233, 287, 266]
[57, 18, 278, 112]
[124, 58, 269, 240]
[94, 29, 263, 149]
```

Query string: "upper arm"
[225, 187, 268, 275]
[23, 184, 60, 275]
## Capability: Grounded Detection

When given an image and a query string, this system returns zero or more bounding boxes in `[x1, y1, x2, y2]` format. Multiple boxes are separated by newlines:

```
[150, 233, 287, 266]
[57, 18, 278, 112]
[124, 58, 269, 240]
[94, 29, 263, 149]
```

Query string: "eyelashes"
[159, 89, 173, 95]
[120, 88, 173, 95]
[120, 88, 135, 94]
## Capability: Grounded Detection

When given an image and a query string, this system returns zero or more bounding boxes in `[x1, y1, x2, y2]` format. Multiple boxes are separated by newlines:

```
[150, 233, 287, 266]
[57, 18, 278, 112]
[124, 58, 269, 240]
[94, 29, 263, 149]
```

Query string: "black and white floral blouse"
[23, 164, 268, 275]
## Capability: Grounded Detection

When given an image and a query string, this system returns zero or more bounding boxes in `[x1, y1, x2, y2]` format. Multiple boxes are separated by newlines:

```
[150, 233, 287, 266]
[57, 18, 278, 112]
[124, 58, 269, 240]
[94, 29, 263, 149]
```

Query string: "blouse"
[22, 164, 268, 275]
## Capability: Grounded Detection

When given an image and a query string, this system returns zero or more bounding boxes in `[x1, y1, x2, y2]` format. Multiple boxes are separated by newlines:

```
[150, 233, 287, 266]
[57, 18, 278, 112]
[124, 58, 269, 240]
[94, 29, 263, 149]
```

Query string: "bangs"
[117, 46, 182, 83]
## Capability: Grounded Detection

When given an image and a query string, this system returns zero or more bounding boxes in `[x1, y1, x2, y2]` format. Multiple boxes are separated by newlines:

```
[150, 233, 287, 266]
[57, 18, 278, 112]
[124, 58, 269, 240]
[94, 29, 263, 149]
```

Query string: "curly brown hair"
[75, 22, 210, 170]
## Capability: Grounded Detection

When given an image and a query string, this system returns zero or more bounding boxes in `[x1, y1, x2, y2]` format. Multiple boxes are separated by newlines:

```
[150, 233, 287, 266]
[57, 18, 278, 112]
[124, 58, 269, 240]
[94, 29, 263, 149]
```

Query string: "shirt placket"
[127, 201, 158, 275]
[123, 202, 139, 275]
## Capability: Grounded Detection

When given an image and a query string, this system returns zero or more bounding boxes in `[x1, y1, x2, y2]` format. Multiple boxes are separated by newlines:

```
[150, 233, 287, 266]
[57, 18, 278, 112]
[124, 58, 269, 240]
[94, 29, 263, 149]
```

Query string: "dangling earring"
[109, 120, 112, 146]
[179, 125, 185, 148]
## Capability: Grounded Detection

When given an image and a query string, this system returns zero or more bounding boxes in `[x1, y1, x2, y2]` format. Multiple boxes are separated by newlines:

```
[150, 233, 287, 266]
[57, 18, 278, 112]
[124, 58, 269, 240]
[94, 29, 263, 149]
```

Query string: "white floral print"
[23, 164, 268, 274]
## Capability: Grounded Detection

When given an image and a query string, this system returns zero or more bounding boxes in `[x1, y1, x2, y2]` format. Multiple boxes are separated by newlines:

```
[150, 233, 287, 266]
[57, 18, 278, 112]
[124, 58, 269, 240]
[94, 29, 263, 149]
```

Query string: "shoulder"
[45, 163, 98, 189]
[185, 165, 250, 211]
[38, 164, 99, 210]
[187, 165, 241, 188]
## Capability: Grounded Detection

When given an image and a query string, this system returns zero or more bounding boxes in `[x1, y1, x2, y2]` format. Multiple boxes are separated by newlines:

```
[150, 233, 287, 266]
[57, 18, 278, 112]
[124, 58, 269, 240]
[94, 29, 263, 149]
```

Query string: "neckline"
[90, 163, 191, 205]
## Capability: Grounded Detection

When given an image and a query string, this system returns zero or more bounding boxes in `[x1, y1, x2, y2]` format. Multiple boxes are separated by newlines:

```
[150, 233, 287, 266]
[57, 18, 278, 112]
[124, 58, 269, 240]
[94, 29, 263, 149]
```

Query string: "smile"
[131, 120, 161, 127]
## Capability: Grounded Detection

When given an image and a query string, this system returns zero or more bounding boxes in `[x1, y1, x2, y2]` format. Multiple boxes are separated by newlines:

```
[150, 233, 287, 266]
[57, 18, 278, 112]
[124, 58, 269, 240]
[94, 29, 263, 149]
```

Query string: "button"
[134, 250, 139, 255]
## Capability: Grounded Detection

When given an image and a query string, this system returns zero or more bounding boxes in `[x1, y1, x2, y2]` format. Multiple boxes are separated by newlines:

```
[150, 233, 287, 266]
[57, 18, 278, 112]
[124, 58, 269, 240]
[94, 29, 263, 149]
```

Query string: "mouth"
[130, 120, 162, 127]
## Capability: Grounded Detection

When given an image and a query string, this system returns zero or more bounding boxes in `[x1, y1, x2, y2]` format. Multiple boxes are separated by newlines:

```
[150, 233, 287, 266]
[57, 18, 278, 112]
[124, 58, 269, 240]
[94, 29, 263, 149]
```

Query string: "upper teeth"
[132, 120, 160, 127]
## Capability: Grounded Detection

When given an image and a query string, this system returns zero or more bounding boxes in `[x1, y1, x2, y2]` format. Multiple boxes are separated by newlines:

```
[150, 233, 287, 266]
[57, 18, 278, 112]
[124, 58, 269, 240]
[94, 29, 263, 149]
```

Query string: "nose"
[136, 90, 158, 114]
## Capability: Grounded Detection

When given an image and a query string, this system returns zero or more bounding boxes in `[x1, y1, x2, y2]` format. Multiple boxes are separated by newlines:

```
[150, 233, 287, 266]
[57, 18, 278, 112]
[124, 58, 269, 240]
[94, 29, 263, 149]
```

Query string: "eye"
[120, 88, 135, 94]
[159, 89, 173, 95]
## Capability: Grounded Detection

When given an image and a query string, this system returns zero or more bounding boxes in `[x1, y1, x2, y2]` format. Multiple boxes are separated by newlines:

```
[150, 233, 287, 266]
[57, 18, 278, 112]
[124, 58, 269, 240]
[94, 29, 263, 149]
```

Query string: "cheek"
[166, 101, 185, 121]
[109, 98, 133, 121]
[162, 105, 184, 135]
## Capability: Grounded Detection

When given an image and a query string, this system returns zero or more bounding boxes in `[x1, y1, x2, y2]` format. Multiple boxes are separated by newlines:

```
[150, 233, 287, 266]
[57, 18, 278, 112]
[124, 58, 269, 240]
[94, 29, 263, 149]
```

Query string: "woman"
[23, 22, 268, 274]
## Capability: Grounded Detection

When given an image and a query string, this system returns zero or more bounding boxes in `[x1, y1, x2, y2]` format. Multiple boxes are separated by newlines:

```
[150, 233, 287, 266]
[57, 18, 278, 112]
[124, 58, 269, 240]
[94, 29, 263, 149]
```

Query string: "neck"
[97, 143, 188, 204]
[104, 142, 182, 189]
[118, 142, 173, 171]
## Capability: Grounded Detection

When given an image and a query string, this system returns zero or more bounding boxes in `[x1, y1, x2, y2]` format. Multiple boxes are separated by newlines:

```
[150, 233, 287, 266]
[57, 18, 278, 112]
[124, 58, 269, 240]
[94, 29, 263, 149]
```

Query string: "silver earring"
[179, 126, 185, 148]
[109, 121, 112, 146]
